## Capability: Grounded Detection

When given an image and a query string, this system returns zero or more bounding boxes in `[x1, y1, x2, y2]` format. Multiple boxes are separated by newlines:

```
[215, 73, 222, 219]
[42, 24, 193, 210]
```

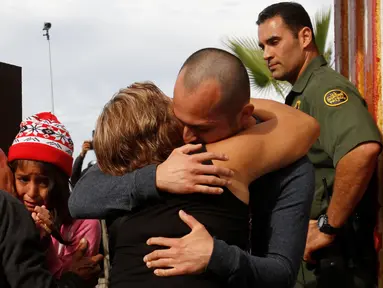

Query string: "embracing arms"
[69, 145, 233, 219]
[207, 98, 319, 185]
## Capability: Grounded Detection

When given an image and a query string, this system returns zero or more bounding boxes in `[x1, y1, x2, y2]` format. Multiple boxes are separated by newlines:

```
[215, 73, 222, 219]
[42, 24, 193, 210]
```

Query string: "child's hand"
[32, 205, 54, 235]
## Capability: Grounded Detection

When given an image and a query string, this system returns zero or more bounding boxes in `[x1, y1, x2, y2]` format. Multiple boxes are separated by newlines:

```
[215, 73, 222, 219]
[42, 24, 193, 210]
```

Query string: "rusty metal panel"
[335, 0, 349, 76]
[334, 0, 383, 285]
[348, 0, 365, 93]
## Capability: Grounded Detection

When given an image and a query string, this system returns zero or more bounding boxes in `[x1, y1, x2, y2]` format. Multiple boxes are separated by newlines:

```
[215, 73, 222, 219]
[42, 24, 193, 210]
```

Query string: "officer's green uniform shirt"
[285, 55, 382, 219]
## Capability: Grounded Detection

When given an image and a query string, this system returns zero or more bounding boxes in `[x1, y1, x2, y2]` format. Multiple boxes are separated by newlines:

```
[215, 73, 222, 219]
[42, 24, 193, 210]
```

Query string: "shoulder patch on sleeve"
[323, 89, 348, 107]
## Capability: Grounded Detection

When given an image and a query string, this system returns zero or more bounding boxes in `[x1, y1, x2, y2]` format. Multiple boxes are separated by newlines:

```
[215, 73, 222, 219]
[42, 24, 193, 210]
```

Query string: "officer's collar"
[291, 55, 327, 93]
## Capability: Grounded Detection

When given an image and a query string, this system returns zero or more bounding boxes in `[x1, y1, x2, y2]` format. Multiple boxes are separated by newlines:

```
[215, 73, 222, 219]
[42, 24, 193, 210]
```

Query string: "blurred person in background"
[71, 139, 94, 187]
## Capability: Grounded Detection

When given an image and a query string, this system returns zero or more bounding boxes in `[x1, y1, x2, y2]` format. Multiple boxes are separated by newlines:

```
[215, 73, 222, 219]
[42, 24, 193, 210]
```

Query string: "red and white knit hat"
[8, 112, 74, 176]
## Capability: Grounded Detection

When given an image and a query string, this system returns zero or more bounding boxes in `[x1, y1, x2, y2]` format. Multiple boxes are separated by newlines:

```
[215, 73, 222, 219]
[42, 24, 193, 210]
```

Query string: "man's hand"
[67, 238, 103, 285]
[156, 144, 234, 195]
[304, 220, 335, 263]
[144, 210, 213, 276]
[80, 141, 92, 157]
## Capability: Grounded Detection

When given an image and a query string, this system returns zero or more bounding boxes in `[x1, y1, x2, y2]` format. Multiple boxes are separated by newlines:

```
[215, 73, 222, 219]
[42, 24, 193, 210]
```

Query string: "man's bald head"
[178, 48, 250, 115]
[174, 48, 254, 144]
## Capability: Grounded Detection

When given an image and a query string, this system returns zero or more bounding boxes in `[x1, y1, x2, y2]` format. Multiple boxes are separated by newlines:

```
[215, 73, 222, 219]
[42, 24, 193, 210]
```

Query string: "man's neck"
[290, 51, 319, 85]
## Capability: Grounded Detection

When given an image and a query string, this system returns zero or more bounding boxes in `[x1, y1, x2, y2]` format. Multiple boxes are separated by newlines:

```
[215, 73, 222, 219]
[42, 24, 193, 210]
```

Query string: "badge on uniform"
[294, 100, 301, 109]
[324, 89, 348, 107]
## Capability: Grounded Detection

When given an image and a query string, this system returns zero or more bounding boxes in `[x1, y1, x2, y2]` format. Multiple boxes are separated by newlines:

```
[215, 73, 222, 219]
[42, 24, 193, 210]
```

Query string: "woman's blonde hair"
[94, 82, 184, 175]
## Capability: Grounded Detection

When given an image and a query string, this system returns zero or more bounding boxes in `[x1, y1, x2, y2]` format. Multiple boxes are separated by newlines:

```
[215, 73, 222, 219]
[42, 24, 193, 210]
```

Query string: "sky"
[0, 0, 334, 164]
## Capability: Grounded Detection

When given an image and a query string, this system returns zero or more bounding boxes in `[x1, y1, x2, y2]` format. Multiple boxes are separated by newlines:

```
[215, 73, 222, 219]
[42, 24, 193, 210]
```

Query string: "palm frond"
[223, 7, 333, 99]
[226, 37, 270, 87]
[224, 37, 290, 99]
[324, 46, 333, 66]
[313, 7, 332, 56]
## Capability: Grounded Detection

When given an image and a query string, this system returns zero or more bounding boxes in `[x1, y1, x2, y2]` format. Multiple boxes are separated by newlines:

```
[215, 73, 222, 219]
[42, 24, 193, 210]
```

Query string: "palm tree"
[225, 7, 332, 99]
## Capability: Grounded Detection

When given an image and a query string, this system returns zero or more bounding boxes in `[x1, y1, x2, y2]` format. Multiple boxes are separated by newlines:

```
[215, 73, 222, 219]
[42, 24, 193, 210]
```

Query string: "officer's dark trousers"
[295, 244, 377, 288]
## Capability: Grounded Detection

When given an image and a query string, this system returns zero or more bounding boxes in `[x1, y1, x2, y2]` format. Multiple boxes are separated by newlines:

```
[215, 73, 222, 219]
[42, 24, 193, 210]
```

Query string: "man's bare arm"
[212, 98, 320, 182]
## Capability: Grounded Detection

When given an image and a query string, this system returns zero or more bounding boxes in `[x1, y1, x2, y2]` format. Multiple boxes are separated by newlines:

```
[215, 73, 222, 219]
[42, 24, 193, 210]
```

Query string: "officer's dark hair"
[179, 47, 250, 115]
[256, 2, 315, 41]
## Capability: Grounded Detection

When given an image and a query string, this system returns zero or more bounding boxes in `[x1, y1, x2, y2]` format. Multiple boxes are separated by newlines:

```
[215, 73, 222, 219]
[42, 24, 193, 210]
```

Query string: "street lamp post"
[43, 22, 55, 114]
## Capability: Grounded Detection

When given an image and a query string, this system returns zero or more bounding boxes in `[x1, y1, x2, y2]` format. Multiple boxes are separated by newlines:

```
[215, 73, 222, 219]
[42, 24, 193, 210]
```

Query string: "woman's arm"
[208, 99, 319, 185]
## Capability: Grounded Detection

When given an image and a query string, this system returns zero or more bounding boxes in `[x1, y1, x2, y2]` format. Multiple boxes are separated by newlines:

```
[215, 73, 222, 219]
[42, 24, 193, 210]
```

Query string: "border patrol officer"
[257, 2, 382, 287]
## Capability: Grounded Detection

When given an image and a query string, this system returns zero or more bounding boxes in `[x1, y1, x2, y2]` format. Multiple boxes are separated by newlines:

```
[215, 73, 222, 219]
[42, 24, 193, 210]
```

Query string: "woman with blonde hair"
[94, 81, 319, 288]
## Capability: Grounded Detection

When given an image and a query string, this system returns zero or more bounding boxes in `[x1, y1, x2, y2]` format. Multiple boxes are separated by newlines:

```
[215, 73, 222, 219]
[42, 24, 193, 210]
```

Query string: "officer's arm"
[327, 142, 381, 227]
[310, 88, 382, 228]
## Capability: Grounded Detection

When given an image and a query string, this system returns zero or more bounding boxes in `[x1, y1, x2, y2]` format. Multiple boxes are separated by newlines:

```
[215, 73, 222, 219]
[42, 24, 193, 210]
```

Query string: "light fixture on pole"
[43, 22, 55, 114]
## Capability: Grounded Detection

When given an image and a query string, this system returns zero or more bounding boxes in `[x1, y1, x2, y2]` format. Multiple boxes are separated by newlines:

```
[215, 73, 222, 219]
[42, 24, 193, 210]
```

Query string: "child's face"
[14, 161, 52, 212]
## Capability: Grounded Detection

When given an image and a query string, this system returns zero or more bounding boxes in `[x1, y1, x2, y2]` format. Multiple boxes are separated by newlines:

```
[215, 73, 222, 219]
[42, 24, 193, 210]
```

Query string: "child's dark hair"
[9, 159, 73, 245]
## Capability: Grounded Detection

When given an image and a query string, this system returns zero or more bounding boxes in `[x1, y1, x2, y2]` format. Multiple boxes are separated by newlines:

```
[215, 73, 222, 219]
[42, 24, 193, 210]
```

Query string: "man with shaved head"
[174, 48, 252, 144]
[70, 47, 316, 287]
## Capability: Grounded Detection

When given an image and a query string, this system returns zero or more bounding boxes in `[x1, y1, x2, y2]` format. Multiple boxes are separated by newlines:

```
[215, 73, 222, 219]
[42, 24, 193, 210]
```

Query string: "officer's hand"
[156, 144, 234, 195]
[304, 220, 335, 263]
[144, 210, 213, 276]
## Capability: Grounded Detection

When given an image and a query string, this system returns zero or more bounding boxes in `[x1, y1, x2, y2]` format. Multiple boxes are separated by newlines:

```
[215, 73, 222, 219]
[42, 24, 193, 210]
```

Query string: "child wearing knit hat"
[8, 112, 101, 279]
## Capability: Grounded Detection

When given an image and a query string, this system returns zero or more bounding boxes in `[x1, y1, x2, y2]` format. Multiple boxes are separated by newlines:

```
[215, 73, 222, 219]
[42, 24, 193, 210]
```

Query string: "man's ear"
[240, 103, 254, 125]
[300, 27, 313, 49]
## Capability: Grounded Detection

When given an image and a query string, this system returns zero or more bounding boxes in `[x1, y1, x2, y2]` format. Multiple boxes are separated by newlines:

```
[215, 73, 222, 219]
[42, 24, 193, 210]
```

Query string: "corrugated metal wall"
[334, 0, 383, 285]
